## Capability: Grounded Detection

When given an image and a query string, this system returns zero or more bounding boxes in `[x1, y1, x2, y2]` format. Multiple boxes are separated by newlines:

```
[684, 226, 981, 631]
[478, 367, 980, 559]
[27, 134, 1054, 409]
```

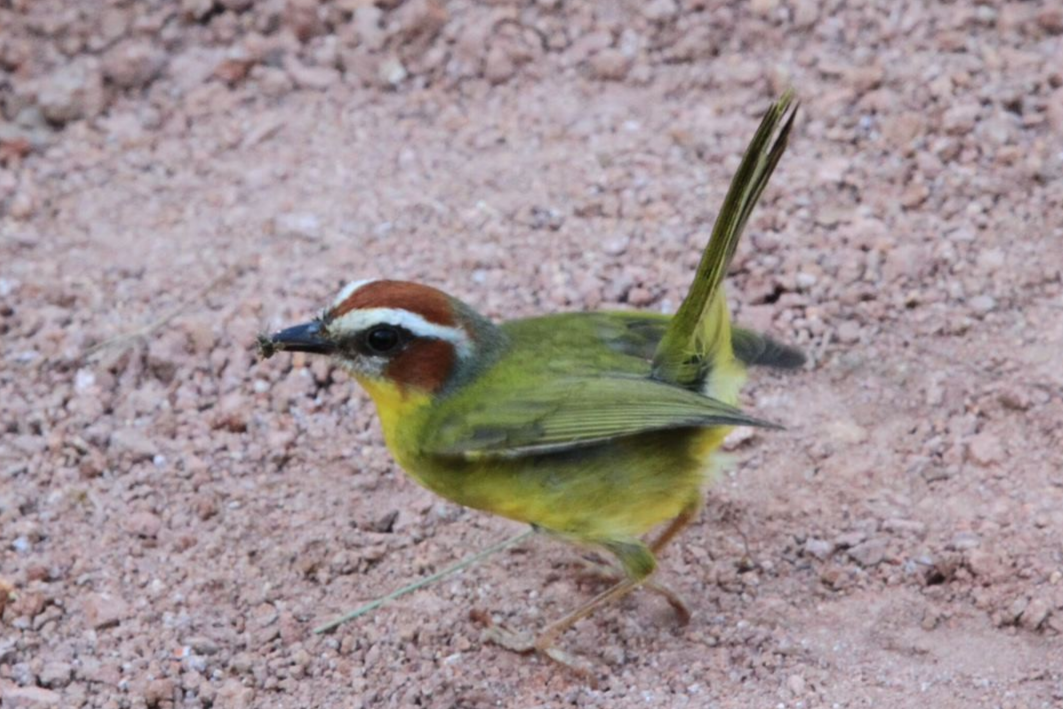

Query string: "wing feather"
[425, 376, 778, 459]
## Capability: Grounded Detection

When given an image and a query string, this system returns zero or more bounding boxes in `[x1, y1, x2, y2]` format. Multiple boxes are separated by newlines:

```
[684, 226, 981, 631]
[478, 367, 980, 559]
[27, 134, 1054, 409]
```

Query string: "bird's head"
[260, 279, 502, 396]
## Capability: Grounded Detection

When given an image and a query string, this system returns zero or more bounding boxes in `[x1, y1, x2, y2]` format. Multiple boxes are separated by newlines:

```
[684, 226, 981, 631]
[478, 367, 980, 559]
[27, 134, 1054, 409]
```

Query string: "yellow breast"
[355, 376, 433, 472]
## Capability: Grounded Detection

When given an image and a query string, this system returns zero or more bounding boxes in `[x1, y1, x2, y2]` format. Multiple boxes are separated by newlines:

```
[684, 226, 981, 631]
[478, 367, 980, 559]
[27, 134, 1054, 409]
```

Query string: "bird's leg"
[482, 572, 644, 677]
[593, 496, 698, 624]
[486, 544, 650, 659]
[649, 579, 689, 624]
[484, 539, 655, 671]
[484, 500, 702, 671]
[534, 575, 641, 644]
[650, 496, 702, 554]
[573, 555, 690, 624]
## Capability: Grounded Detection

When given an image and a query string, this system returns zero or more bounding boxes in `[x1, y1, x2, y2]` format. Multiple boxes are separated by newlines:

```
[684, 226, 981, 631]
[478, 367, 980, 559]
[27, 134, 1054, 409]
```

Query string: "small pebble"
[848, 538, 887, 567]
[966, 433, 1004, 466]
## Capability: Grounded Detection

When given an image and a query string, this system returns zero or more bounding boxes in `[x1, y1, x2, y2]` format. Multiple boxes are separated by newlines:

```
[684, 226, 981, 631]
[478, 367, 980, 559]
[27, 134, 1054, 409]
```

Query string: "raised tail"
[651, 92, 798, 396]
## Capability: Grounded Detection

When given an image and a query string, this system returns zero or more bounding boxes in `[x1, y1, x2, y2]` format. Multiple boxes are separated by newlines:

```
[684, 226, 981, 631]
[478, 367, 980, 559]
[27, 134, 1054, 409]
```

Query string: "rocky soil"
[2, 0, 1063, 707]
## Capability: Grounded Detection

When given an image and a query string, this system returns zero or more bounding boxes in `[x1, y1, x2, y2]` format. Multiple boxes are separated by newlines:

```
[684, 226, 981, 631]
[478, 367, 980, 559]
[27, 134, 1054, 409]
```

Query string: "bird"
[259, 92, 802, 669]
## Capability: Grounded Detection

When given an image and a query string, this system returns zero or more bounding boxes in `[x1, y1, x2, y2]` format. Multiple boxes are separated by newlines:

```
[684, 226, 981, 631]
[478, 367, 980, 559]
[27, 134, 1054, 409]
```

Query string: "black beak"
[257, 321, 336, 359]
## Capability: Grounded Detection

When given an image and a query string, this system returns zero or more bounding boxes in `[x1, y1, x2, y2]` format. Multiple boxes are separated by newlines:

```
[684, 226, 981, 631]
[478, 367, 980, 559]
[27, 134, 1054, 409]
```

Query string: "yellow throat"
[355, 375, 433, 467]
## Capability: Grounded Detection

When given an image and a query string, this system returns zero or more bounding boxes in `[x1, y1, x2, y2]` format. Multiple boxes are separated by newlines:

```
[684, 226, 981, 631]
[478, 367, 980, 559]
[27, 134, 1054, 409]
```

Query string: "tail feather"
[732, 328, 806, 370]
[651, 92, 798, 389]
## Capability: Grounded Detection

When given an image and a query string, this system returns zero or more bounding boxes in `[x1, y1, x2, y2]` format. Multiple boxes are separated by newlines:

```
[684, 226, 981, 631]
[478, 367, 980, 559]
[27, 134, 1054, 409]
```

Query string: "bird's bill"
[258, 321, 335, 358]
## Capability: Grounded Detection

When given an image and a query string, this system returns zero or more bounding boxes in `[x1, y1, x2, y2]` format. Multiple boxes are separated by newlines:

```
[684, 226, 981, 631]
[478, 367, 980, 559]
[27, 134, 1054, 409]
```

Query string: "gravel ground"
[3, 1, 1063, 707]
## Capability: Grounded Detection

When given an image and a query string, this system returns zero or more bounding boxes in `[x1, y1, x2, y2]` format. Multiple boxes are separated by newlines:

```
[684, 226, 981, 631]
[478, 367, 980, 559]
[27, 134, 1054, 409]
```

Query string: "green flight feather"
[731, 327, 806, 369]
[651, 92, 798, 386]
[424, 375, 779, 459]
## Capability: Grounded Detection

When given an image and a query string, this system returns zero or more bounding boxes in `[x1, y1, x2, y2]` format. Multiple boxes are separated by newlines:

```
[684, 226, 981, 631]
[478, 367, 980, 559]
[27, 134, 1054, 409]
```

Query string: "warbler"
[260, 93, 802, 666]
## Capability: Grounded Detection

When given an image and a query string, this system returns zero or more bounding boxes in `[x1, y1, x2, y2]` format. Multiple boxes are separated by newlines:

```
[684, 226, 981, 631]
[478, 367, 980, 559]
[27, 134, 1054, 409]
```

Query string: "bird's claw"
[539, 645, 597, 682]
[478, 618, 599, 682]
[481, 622, 535, 654]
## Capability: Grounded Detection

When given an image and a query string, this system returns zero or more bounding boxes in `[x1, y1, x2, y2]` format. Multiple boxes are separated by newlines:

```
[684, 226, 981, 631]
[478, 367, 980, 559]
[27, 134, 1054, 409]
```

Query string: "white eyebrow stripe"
[331, 279, 376, 309]
[330, 307, 473, 359]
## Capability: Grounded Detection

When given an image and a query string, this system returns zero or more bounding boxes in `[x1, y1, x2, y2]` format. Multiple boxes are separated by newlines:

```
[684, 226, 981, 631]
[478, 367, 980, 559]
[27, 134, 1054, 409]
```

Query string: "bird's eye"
[365, 325, 401, 354]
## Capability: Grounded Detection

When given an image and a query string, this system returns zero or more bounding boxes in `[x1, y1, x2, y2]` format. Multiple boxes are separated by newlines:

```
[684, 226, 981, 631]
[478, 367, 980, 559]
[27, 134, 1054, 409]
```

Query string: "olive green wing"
[424, 376, 778, 459]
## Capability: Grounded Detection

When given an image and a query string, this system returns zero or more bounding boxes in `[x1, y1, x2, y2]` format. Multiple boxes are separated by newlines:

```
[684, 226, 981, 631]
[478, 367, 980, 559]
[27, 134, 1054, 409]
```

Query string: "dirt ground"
[3, 1, 1063, 707]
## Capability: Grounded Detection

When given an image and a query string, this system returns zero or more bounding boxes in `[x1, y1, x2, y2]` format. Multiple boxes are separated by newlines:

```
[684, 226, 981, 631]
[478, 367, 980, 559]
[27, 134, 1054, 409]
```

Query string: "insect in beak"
[258, 320, 335, 359]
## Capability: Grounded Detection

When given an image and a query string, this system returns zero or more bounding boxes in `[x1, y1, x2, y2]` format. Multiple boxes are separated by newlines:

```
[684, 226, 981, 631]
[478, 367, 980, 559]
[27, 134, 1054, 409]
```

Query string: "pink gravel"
[2, 0, 1062, 707]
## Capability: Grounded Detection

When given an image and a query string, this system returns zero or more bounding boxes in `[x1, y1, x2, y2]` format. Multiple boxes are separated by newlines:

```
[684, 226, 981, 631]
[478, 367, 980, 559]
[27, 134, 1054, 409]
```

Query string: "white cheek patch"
[331, 279, 377, 309]
[330, 307, 474, 360]
[338, 354, 386, 379]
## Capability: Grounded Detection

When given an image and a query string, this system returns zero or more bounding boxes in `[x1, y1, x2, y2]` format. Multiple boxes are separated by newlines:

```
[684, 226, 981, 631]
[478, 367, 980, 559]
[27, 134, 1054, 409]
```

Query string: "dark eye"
[365, 326, 401, 354]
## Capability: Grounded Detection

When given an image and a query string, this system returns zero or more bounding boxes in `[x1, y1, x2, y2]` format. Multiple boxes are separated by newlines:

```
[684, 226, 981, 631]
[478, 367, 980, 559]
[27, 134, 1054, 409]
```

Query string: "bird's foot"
[480, 620, 534, 654]
[476, 615, 598, 681]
